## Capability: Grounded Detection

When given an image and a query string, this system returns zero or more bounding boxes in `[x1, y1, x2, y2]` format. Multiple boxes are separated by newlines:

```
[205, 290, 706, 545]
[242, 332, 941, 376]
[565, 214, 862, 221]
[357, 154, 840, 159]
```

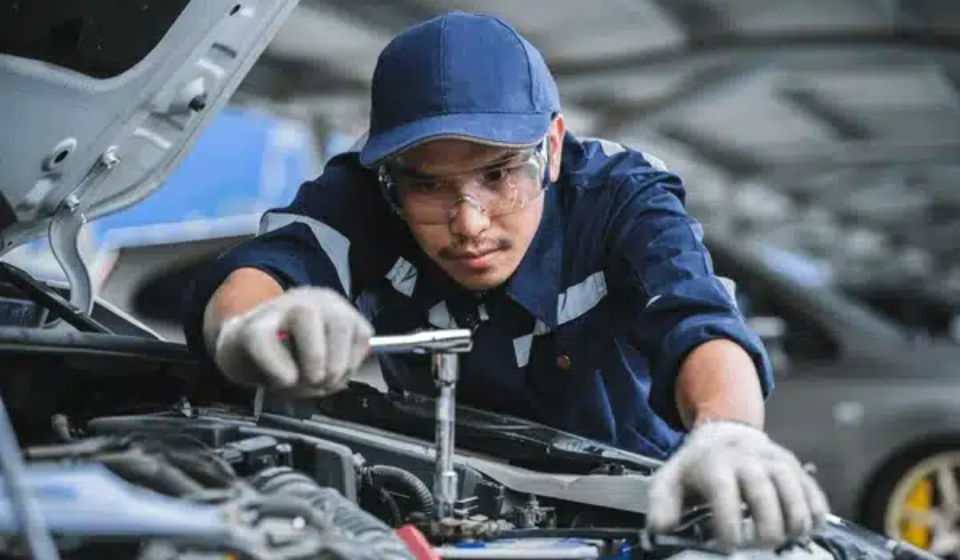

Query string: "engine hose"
[376, 486, 404, 527]
[251, 494, 339, 533]
[99, 450, 206, 496]
[25, 436, 125, 460]
[365, 465, 434, 515]
[139, 444, 237, 489]
[249, 467, 414, 560]
[26, 436, 236, 493]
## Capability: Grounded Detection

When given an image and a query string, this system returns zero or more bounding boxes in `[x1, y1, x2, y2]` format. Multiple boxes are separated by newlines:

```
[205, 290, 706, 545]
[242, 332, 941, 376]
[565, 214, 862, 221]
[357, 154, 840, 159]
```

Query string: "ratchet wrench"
[253, 328, 472, 519]
[251, 329, 473, 418]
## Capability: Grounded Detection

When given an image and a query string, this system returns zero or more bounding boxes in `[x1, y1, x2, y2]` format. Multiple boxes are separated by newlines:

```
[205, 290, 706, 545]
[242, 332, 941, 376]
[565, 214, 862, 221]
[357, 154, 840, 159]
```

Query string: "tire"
[861, 446, 960, 559]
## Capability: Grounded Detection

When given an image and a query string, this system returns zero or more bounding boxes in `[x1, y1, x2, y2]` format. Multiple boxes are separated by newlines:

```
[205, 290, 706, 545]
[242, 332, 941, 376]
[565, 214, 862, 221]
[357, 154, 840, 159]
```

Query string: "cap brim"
[358, 112, 551, 167]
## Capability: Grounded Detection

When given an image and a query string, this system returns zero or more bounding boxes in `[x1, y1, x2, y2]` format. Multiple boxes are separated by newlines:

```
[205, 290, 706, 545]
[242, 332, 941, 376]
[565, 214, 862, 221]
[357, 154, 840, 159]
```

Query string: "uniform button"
[556, 354, 572, 370]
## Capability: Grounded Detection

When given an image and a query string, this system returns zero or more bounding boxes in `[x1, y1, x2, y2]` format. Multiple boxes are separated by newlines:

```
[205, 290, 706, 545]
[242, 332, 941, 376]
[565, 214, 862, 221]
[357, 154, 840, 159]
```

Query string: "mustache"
[438, 237, 512, 260]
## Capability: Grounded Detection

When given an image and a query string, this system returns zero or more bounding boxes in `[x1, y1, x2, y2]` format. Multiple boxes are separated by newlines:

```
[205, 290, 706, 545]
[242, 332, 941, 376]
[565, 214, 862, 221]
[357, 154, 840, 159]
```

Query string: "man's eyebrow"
[478, 151, 523, 169]
[455, 150, 526, 173]
[394, 163, 434, 179]
[397, 149, 525, 177]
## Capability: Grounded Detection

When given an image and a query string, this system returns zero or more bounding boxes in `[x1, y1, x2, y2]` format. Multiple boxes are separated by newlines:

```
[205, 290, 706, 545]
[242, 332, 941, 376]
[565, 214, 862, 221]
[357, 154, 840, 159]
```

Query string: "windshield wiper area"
[0, 262, 110, 333]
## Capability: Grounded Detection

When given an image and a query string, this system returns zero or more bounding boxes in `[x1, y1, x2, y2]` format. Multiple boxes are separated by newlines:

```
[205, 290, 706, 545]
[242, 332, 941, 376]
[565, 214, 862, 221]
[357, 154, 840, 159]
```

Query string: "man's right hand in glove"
[203, 268, 374, 396]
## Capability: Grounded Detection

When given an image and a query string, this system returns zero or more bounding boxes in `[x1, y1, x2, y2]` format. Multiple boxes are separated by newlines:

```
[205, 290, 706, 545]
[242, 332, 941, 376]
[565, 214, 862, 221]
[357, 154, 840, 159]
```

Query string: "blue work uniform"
[182, 132, 774, 460]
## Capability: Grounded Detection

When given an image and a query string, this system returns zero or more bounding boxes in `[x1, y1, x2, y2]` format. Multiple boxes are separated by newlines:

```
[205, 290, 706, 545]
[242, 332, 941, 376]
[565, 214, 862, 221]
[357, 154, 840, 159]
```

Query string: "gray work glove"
[212, 286, 374, 397]
[647, 421, 830, 549]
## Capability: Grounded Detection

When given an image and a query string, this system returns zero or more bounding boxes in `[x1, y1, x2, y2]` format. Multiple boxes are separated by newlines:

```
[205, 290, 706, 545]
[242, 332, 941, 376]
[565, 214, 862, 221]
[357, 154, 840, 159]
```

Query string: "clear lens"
[380, 146, 547, 225]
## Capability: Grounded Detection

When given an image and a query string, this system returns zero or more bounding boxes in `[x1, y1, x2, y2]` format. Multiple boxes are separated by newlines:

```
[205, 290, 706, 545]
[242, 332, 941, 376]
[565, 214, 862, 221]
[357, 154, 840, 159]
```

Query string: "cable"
[376, 486, 404, 527]
[98, 450, 206, 497]
[249, 467, 413, 560]
[364, 465, 434, 515]
[0, 394, 61, 560]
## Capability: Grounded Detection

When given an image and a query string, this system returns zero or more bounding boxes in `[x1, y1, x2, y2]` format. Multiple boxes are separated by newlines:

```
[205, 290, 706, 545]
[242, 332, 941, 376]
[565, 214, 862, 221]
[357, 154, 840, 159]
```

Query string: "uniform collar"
[504, 133, 587, 327]
[504, 183, 564, 328]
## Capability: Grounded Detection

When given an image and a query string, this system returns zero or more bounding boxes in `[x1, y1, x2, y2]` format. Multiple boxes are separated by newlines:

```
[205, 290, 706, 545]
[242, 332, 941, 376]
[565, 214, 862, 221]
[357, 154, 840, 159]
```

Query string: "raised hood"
[0, 0, 300, 315]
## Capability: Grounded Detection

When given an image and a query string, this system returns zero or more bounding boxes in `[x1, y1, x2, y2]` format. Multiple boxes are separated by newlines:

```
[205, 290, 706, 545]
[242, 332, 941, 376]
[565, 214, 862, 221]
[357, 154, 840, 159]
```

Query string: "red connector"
[395, 524, 441, 560]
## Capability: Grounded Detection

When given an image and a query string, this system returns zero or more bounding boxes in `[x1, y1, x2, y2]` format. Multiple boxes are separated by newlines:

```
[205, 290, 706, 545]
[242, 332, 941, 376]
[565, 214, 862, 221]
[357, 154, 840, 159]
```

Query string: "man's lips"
[448, 249, 497, 261]
[444, 249, 500, 271]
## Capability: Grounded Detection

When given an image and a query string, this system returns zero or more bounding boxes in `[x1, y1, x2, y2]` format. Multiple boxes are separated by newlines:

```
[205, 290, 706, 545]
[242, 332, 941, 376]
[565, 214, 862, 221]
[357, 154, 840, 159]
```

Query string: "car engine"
[0, 319, 942, 560]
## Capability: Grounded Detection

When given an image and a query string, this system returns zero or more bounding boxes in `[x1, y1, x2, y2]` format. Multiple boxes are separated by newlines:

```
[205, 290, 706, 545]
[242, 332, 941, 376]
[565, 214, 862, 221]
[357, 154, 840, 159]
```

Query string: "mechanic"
[182, 11, 828, 548]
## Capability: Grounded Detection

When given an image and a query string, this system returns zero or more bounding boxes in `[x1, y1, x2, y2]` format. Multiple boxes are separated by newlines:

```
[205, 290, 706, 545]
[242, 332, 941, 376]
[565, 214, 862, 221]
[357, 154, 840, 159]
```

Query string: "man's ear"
[548, 114, 565, 183]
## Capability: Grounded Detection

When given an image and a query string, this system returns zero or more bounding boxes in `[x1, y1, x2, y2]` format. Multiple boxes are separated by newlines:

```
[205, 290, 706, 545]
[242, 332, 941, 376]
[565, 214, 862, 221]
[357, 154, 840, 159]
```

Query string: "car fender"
[848, 403, 960, 518]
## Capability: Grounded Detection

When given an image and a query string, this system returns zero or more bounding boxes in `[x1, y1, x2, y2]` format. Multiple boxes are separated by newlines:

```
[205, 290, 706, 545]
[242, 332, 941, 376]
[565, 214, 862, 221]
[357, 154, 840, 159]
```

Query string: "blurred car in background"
[841, 283, 960, 344]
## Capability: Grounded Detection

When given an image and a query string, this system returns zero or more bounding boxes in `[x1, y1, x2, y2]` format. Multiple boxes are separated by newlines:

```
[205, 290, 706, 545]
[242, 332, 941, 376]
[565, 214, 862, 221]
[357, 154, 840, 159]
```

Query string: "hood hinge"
[48, 147, 121, 316]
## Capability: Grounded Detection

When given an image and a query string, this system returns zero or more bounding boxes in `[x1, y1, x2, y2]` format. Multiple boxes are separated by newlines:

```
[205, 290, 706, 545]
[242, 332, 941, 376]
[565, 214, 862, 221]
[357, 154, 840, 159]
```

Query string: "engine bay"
[0, 285, 941, 560]
[1, 403, 925, 560]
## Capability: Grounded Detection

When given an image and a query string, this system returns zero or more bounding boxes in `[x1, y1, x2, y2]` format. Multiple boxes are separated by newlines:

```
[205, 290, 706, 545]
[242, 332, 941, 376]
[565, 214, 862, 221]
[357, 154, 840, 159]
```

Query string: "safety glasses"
[378, 141, 549, 225]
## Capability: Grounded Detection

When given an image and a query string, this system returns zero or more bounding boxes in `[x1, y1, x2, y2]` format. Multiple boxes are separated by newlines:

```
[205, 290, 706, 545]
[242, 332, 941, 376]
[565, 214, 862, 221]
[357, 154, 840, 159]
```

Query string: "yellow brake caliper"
[902, 477, 933, 549]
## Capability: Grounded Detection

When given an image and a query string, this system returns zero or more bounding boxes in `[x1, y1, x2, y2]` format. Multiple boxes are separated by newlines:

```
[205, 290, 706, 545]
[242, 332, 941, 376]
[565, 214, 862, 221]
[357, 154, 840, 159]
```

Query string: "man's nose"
[448, 197, 490, 237]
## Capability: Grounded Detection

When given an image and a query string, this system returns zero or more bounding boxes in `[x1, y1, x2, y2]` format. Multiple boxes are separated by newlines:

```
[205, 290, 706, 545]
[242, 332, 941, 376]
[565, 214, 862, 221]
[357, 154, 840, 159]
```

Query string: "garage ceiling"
[235, 0, 960, 295]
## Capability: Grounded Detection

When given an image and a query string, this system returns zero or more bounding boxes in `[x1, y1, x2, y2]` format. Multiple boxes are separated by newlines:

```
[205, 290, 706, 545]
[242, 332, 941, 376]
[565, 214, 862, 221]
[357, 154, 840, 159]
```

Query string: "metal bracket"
[48, 148, 120, 316]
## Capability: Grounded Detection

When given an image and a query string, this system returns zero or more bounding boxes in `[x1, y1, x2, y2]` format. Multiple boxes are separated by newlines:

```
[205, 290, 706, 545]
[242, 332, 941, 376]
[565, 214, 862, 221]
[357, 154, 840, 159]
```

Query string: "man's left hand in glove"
[647, 339, 831, 549]
[647, 420, 830, 548]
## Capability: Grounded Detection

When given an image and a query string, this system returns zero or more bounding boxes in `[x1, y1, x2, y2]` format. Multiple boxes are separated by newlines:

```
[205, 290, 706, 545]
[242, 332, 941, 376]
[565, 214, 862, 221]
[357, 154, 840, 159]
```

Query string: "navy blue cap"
[359, 12, 561, 167]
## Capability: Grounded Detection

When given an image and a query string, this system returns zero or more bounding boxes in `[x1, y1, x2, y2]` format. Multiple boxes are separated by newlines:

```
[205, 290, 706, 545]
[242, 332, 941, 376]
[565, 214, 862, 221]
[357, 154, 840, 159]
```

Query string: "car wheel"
[863, 448, 960, 559]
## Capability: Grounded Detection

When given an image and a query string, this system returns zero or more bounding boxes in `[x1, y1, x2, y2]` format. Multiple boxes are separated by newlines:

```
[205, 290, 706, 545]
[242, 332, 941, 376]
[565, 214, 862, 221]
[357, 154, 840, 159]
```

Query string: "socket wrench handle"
[277, 328, 473, 356]
[368, 329, 474, 355]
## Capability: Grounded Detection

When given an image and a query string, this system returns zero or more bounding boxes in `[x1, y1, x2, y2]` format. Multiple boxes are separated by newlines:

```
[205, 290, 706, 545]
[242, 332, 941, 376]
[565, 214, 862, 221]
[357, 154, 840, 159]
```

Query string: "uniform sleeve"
[606, 165, 774, 432]
[180, 154, 397, 362]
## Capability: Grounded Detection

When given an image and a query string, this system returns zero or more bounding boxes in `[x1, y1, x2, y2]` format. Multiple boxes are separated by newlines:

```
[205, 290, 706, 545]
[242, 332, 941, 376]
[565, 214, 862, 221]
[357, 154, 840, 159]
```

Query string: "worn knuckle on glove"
[738, 465, 785, 545]
[765, 461, 812, 535]
[284, 305, 328, 385]
[214, 316, 242, 355]
[800, 474, 831, 525]
[323, 323, 353, 378]
[687, 459, 743, 544]
[213, 318, 254, 383]
[239, 314, 298, 387]
[282, 286, 371, 390]
[646, 466, 685, 533]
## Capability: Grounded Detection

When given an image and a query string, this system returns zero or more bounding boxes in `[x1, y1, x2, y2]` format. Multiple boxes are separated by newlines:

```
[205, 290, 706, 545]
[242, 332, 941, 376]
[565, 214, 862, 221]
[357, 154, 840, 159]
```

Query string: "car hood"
[0, 0, 299, 314]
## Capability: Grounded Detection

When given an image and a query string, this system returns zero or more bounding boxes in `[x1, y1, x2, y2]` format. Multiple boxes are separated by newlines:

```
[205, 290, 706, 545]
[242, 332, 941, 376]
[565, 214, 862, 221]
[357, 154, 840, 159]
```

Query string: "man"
[182, 11, 828, 548]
